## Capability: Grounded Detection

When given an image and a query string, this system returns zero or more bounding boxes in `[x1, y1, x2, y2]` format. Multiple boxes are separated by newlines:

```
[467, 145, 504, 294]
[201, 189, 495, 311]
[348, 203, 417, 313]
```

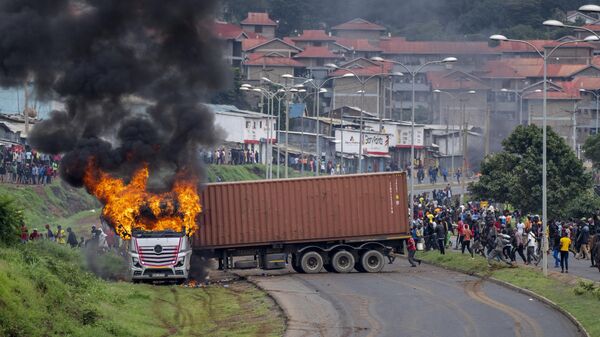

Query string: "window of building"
[255, 26, 263, 33]
[253, 121, 256, 129]
[246, 121, 251, 129]
[314, 41, 322, 47]
[260, 121, 263, 128]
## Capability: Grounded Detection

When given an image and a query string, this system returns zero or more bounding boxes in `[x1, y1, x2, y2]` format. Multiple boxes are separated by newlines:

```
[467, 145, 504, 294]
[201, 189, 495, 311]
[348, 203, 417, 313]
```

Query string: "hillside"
[0, 181, 99, 228]
[206, 164, 309, 182]
[0, 241, 284, 337]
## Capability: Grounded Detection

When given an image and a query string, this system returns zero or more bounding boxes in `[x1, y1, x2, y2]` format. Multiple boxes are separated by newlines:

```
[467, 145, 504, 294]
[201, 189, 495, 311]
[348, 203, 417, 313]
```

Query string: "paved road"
[239, 263, 581, 337]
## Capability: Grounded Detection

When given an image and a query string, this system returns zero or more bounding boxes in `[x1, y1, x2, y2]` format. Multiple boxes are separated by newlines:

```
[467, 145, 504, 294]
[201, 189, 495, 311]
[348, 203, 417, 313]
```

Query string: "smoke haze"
[0, 0, 226, 189]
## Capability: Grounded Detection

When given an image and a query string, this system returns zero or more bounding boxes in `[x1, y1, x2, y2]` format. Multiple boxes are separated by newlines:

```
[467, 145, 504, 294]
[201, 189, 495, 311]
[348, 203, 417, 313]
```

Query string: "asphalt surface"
[239, 262, 580, 337]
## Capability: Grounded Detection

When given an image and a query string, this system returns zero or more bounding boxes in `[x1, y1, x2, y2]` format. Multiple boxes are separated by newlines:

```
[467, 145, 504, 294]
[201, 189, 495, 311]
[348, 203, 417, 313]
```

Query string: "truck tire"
[360, 250, 385, 273]
[291, 254, 305, 273]
[300, 251, 324, 274]
[331, 250, 355, 273]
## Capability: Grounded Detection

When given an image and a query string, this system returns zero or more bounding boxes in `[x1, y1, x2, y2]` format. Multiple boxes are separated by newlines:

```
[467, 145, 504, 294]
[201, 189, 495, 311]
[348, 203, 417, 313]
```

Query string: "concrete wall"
[332, 77, 379, 115]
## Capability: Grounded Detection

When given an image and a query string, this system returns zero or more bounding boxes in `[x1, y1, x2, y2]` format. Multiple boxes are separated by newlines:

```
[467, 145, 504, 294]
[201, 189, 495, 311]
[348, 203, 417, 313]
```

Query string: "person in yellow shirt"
[559, 232, 571, 273]
[55, 225, 66, 245]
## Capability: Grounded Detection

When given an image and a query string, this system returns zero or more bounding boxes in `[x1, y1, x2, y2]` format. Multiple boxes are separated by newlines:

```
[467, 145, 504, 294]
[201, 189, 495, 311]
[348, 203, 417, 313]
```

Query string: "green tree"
[0, 195, 24, 245]
[469, 125, 591, 218]
[583, 133, 600, 169]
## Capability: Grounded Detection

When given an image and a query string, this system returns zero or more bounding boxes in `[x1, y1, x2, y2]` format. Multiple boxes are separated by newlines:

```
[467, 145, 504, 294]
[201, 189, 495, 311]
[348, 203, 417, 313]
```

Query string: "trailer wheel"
[291, 254, 305, 273]
[360, 250, 385, 273]
[300, 251, 324, 274]
[331, 250, 355, 273]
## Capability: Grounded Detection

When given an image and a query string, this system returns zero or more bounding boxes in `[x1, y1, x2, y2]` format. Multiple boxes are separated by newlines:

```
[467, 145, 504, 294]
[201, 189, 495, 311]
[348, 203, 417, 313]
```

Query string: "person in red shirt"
[406, 237, 422, 267]
[29, 229, 41, 240]
[20, 223, 28, 243]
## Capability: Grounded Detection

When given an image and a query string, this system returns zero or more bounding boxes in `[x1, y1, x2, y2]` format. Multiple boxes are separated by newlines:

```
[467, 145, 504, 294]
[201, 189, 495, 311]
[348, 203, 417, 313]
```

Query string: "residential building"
[208, 104, 277, 164]
[240, 12, 277, 39]
[330, 18, 386, 42]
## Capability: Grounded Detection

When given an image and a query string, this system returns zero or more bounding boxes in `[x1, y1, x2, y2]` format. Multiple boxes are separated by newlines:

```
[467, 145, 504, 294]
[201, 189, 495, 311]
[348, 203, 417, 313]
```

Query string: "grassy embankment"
[420, 251, 600, 336]
[0, 164, 290, 337]
[205, 163, 310, 182]
[0, 241, 284, 337]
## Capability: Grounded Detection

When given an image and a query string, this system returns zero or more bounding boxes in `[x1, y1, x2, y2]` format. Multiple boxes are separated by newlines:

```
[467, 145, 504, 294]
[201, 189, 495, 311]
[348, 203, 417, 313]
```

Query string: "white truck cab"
[128, 230, 192, 282]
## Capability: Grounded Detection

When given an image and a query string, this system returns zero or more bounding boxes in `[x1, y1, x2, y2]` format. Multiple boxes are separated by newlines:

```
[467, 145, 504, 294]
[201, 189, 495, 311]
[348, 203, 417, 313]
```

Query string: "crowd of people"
[19, 222, 123, 253]
[0, 144, 60, 184]
[203, 148, 260, 165]
[407, 189, 600, 274]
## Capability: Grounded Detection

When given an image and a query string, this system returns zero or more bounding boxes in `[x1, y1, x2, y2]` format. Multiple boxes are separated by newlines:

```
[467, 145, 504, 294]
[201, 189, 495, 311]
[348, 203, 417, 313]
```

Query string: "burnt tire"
[291, 254, 304, 273]
[331, 250, 355, 273]
[300, 251, 324, 274]
[360, 250, 385, 273]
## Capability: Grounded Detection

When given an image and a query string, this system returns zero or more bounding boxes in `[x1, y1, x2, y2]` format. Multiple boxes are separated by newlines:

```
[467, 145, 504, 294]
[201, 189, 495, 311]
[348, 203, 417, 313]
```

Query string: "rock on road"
[239, 263, 581, 337]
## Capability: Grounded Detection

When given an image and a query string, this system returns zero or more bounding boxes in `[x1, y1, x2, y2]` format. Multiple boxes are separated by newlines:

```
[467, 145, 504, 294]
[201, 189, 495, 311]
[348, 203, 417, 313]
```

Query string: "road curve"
[241, 263, 581, 337]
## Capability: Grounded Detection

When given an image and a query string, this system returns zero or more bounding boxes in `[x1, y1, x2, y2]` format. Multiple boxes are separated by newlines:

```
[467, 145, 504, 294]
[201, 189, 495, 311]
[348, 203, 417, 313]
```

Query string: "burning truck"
[87, 162, 198, 282]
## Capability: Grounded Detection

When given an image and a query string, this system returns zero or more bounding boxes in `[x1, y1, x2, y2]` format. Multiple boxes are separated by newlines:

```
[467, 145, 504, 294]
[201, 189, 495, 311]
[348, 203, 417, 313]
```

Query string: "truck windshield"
[131, 230, 185, 238]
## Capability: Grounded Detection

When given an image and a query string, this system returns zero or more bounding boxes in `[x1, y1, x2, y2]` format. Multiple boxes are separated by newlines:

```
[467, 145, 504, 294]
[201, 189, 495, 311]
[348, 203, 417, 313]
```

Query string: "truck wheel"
[291, 254, 304, 273]
[331, 250, 355, 273]
[300, 251, 324, 274]
[360, 250, 385, 273]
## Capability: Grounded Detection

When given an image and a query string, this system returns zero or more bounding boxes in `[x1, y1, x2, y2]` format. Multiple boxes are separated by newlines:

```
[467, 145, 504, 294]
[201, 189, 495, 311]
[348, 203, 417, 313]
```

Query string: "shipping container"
[194, 172, 410, 273]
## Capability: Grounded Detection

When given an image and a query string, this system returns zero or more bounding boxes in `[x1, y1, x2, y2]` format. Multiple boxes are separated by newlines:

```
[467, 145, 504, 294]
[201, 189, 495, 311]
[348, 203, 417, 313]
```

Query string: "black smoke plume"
[0, 0, 225, 189]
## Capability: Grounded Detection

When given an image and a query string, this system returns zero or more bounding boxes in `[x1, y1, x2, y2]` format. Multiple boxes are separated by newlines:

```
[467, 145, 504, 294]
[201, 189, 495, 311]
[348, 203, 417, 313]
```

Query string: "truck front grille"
[138, 245, 179, 266]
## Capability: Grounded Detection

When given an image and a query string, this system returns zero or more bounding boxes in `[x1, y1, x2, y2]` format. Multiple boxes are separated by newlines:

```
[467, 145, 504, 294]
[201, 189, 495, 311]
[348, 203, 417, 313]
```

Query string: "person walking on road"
[436, 221, 446, 255]
[526, 229, 539, 265]
[560, 231, 571, 273]
[461, 224, 474, 258]
[553, 234, 561, 268]
[488, 234, 513, 267]
[406, 236, 421, 267]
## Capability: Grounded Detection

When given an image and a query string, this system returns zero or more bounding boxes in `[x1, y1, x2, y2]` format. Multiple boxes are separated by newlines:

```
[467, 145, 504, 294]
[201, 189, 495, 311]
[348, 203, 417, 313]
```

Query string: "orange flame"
[83, 161, 201, 240]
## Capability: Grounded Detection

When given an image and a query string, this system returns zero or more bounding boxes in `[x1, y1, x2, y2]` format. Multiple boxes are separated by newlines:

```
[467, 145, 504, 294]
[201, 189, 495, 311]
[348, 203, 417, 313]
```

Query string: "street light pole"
[370, 57, 458, 219]
[490, 34, 597, 277]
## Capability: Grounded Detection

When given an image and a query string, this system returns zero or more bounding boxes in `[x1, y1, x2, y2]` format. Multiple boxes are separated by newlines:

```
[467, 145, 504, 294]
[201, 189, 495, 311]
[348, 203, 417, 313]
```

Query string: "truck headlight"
[175, 257, 185, 267]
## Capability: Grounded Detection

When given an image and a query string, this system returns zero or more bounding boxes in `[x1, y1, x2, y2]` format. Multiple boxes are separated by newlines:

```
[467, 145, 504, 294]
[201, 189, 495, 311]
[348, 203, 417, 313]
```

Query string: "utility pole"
[461, 99, 468, 205]
[23, 80, 30, 137]
[484, 105, 490, 156]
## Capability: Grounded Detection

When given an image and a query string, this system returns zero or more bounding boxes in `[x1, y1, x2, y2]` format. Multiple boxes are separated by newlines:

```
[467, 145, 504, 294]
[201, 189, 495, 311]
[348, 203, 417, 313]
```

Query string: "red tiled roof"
[294, 46, 342, 59]
[582, 24, 600, 31]
[572, 76, 600, 91]
[484, 58, 591, 78]
[242, 37, 302, 52]
[242, 37, 268, 51]
[335, 38, 382, 52]
[241, 12, 277, 26]
[291, 30, 336, 42]
[541, 41, 596, 49]
[523, 81, 581, 100]
[331, 18, 386, 31]
[330, 62, 393, 77]
[427, 71, 489, 90]
[479, 60, 525, 79]
[380, 40, 498, 55]
[244, 53, 305, 67]
[212, 21, 245, 40]
[491, 40, 552, 53]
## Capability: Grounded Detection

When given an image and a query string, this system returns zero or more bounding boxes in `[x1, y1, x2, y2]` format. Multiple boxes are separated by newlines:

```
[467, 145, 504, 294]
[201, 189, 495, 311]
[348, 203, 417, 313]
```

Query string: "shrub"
[0, 195, 24, 245]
